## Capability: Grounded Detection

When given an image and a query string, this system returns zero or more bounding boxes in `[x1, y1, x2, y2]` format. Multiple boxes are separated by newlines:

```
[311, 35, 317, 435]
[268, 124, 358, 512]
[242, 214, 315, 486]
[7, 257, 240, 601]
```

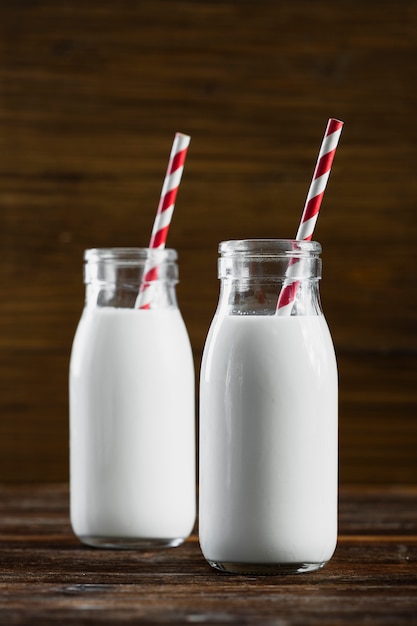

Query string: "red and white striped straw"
[276, 118, 344, 315]
[136, 132, 191, 309]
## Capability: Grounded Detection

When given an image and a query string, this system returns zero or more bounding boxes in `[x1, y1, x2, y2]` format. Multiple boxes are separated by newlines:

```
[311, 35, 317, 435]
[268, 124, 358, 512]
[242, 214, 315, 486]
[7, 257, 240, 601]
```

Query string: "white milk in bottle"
[70, 248, 196, 548]
[199, 240, 338, 574]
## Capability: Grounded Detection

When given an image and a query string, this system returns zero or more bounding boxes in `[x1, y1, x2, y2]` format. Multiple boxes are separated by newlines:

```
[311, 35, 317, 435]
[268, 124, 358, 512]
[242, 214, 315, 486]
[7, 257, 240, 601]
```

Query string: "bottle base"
[78, 535, 186, 550]
[207, 560, 327, 575]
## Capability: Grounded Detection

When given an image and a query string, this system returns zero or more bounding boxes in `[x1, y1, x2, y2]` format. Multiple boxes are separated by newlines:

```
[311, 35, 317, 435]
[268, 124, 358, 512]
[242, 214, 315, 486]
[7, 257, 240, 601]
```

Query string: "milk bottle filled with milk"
[199, 239, 338, 574]
[70, 248, 196, 549]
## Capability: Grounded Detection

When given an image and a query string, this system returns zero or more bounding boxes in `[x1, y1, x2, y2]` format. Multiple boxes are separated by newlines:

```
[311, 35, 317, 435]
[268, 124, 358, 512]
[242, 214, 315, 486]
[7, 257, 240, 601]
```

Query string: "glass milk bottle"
[199, 239, 338, 574]
[70, 248, 196, 549]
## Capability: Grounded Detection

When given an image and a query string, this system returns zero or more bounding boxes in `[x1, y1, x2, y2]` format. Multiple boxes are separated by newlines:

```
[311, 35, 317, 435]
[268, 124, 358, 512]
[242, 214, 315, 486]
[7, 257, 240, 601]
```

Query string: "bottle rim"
[83, 248, 179, 286]
[84, 248, 178, 264]
[218, 239, 322, 280]
[219, 239, 321, 257]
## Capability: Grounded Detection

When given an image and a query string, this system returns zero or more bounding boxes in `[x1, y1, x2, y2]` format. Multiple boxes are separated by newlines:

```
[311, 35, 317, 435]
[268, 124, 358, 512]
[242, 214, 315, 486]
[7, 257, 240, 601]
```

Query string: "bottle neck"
[216, 239, 323, 316]
[217, 277, 322, 316]
[83, 248, 179, 310]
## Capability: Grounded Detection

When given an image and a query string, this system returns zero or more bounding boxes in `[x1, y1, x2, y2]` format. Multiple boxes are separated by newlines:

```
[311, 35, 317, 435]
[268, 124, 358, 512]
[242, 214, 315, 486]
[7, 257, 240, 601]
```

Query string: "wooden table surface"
[0, 484, 416, 624]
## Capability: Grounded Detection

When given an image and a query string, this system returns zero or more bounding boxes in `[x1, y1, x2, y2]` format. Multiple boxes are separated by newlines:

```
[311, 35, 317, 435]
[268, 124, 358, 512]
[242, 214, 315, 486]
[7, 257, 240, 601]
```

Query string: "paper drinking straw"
[276, 118, 344, 315]
[136, 132, 191, 309]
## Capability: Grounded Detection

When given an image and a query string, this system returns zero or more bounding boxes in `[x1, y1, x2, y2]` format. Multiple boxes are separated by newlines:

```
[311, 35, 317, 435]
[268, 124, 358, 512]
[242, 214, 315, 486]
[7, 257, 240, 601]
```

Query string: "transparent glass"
[199, 239, 338, 574]
[70, 248, 196, 549]
[83, 247, 179, 309]
[216, 239, 323, 316]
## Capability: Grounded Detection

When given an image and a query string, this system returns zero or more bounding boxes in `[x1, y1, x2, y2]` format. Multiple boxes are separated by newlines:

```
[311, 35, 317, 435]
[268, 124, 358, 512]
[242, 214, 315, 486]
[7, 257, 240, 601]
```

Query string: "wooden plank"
[0, 0, 416, 481]
[1, 350, 416, 483]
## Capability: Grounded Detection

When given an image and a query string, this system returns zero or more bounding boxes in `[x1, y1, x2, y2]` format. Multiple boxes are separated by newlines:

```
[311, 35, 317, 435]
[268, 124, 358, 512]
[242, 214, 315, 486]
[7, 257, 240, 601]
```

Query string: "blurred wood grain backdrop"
[1, 0, 416, 484]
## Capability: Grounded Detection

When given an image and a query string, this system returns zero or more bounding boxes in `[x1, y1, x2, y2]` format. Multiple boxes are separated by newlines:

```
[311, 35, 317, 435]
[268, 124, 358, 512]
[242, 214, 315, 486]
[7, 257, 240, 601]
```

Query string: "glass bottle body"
[199, 240, 338, 574]
[70, 248, 196, 549]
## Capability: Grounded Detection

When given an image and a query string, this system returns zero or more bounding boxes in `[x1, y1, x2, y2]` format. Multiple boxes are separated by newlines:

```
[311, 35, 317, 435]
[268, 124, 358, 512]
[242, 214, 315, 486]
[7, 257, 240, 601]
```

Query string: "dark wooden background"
[1, 0, 416, 484]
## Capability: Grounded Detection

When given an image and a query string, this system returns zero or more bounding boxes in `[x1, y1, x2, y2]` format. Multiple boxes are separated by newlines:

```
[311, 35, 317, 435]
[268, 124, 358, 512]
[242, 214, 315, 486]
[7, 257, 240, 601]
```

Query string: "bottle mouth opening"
[84, 247, 178, 265]
[218, 239, 322, 280]
[83, 248, 179, 285]
[219, 239, 321, 257]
